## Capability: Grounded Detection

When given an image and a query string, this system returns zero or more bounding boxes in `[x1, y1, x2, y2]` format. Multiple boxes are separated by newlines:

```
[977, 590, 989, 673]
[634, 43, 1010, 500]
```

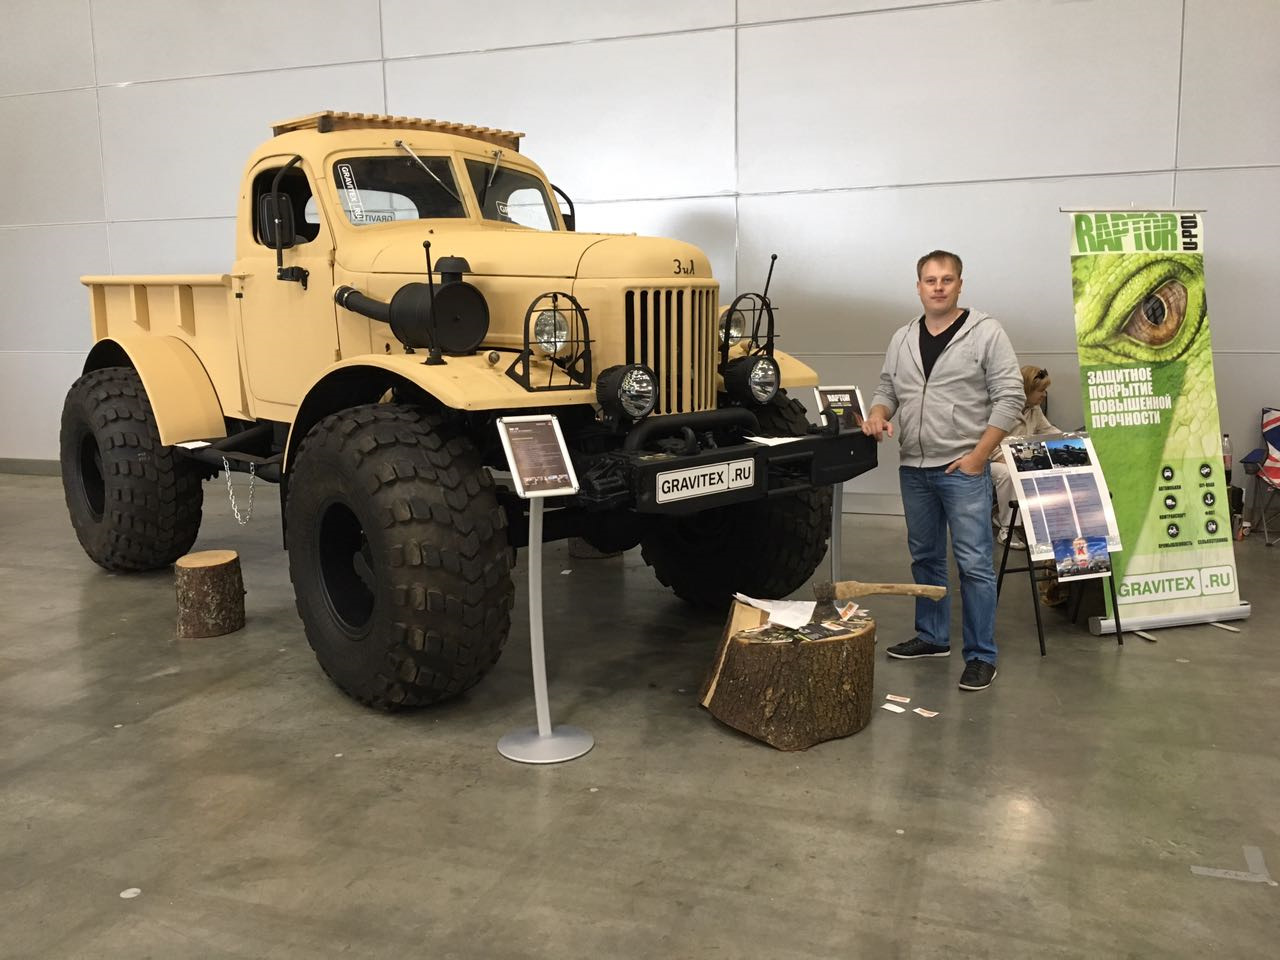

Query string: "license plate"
[655, 458, 755, 504]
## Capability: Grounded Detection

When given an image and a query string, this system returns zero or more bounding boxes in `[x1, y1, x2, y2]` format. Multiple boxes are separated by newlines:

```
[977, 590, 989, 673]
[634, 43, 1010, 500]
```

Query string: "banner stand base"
[497, 726, 594, 764]
[1090, 601, 1251, 637]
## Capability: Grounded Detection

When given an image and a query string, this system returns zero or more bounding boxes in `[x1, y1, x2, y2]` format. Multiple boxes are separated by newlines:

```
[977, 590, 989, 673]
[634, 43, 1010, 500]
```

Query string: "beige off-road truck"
[61, 111, 876, 710]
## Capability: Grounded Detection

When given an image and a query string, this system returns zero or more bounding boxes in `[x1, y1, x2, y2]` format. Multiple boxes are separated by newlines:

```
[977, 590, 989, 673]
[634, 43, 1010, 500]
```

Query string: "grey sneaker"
[958, 659, 997, 690]
[886, 637, 951, 659]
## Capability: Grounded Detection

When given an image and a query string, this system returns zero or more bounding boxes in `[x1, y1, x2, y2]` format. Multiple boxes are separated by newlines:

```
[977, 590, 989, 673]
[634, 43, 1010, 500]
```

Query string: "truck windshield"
[465, 159, 558, 231]
[332, 156, 466, 224]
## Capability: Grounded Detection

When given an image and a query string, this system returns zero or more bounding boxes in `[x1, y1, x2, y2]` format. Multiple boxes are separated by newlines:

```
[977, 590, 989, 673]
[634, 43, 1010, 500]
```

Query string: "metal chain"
[222, 456, 256, 525]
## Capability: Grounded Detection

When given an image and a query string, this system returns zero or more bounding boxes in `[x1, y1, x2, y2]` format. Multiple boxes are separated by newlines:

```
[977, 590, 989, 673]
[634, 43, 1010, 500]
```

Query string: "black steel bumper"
[576, 429, 878, 516]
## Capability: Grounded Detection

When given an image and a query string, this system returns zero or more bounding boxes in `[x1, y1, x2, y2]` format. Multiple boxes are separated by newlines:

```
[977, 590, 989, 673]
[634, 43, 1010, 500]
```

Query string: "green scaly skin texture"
[1072, 252, 1228, 587]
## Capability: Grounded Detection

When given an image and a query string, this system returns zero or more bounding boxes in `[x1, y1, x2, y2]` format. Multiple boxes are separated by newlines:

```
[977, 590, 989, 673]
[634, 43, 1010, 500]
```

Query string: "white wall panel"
[1178, 0, 1280, 168]
[0, 225, 107, 352]
[738, 0, 1181, 193]
[385, 31, 735, 202]
[0, 0, 94, 95]
[0, 90, 104, 226]
[90, 0, 383, 84]
[382, 0, 734, 58]
[737, 0, 961, 23]
[0, 351, 89, 460]
[98, 63, 385, 221]
[574, 196, 737, 295]
[107, 218, 237, 275]
[738, 173, 1173, 357]
[1175, 167, 1280, 353]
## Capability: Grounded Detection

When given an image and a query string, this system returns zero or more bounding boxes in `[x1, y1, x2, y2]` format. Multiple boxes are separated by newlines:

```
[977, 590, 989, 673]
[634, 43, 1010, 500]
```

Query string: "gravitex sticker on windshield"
[336, 162, 366, 223]
[656, 459, 755, 504]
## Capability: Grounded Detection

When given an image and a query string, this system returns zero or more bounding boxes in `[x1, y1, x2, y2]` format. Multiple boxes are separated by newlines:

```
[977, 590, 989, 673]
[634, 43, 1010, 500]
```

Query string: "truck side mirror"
[258, 193, 297, 249]
[551, 184, 575, 232]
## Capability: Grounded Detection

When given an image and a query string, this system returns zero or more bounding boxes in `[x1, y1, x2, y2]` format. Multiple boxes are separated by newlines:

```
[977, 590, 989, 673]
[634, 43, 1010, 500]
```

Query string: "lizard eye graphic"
[1123, 280, 1186, 346]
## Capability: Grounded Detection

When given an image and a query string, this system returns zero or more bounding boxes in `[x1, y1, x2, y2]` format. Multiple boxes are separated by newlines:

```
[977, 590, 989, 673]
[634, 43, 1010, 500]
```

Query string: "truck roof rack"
[271, 111, 524, 152]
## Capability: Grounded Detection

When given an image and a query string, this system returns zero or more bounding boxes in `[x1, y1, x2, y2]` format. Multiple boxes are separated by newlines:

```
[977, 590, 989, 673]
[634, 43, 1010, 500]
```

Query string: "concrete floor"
[2, 472, 1278, 959]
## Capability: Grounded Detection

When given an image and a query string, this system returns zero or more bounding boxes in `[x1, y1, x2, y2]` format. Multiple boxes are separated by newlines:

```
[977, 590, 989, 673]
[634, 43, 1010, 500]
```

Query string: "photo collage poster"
[1000, 432, 1122, 581]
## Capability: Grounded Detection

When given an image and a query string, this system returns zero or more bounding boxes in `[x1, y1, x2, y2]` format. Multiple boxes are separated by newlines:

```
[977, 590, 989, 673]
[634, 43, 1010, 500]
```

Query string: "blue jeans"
[899, 464, 998, 665]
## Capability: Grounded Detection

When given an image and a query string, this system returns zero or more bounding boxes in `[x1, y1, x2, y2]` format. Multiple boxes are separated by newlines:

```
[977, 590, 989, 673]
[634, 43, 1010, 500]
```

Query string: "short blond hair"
[916, 250, 963, 279]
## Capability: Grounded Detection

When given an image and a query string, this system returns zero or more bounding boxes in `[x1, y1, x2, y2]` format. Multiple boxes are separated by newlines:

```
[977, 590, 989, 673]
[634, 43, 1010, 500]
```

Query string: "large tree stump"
[174, 549, 246, 638]
[700, 600, 875, 751]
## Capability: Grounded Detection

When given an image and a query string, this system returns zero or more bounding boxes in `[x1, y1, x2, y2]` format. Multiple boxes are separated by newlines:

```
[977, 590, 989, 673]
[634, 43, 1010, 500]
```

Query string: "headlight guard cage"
[717, 291, 776, 373]
[506, 291, 593, 392]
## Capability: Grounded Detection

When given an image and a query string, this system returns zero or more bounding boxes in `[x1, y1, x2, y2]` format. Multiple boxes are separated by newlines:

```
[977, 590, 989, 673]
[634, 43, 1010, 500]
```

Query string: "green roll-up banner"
[1069, 211, 1243, 626]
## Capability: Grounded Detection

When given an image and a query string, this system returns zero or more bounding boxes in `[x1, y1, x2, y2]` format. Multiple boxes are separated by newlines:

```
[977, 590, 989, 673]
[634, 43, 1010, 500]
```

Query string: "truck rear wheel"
[59, 367, 204, 571]
[641, 392, 833, 608]
[285, 404, 513, 710]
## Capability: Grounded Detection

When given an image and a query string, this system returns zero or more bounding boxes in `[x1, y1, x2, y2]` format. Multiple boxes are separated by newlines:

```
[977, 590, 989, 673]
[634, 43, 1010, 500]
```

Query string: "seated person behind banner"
[990, 365, 1062, 549]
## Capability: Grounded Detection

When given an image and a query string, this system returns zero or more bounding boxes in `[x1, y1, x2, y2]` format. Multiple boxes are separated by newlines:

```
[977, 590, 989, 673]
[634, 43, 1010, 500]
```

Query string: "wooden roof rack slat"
[270, 110, 524, 152]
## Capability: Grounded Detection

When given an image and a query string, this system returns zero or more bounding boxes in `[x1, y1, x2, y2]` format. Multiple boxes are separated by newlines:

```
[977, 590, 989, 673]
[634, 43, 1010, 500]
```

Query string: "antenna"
[422, 240, 446, 366]
[761, 253, 778, 302]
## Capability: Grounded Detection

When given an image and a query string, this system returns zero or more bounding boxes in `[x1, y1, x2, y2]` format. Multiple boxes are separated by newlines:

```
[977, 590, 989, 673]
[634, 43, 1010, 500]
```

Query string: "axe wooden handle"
[819, 580, 947, 602]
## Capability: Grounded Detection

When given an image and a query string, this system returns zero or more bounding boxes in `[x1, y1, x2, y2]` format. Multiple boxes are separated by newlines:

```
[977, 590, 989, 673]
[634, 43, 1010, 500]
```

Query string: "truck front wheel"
[641, 392, 833, 608]
[285, 404, 514, 709]
[59, 367, 204, 571]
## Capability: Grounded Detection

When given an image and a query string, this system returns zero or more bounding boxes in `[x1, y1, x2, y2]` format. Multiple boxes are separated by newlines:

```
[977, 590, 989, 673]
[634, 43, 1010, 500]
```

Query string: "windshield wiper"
[394, 140, 462, 205]
[480, 149, 503, 208]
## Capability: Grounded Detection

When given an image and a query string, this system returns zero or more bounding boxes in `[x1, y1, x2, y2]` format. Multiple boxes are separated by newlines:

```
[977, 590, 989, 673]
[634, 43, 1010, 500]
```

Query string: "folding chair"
[1245, 407, 1280, 547]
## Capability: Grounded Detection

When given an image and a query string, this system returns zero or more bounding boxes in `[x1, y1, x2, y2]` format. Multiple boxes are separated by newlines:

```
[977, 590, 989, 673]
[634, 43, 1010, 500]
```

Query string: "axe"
[811, 579, 947, 621]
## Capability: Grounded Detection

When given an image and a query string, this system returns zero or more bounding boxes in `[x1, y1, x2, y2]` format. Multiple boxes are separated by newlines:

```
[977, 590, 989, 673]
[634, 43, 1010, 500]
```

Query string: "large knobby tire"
[285, 404, 514, 710]
[59, 366, 204, 571]
[641, 392, 833, 608]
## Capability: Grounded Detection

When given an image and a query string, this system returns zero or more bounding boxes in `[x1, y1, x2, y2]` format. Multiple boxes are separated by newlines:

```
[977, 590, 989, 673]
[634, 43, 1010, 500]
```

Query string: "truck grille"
[624, 287, 718, 415]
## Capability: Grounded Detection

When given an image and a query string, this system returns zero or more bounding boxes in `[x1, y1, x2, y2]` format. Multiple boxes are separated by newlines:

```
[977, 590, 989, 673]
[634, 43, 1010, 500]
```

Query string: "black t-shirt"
[919, 309, 969, 380]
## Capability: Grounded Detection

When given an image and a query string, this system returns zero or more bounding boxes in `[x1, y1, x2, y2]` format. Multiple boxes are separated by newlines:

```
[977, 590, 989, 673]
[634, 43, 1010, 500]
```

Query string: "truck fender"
[283, 356, 596, 472]
[772, 349, 820, 389]
[84, 335, 227, 444]
[284, 363, 436, 474]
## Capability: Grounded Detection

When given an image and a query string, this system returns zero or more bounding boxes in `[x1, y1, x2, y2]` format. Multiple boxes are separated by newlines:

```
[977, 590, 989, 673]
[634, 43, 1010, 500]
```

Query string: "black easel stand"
[995, 500, 1123, 655]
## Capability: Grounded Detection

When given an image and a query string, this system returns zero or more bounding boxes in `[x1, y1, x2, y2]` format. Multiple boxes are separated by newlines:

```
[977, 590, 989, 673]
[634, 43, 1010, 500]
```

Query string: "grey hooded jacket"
[870, 310, 1025, 469]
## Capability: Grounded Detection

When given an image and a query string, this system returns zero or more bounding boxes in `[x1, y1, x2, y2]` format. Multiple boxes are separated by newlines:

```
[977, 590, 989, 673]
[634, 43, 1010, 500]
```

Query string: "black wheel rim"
[78, 432, 105, 521]
[317, 501, 376, 635]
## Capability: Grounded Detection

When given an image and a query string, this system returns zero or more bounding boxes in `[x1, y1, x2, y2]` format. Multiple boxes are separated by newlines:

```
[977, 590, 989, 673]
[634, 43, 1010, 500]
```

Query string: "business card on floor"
[913, 707, 938, 718]
[880, 703, 906, 714]
[885, 694, 910, 704]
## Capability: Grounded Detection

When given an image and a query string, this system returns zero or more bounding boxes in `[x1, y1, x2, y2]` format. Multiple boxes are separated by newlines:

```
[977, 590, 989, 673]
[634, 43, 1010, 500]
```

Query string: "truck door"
[234, 158, 337, 408]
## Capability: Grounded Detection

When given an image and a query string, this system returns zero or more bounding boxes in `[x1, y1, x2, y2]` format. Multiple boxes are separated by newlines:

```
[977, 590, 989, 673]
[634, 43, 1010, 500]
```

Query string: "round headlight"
[747, 356, 779, 403]
[534, 308, 571, 356]
[723, 355, 779, 406]
[718, 307, 748, 344]
[596, 364, 657, 421]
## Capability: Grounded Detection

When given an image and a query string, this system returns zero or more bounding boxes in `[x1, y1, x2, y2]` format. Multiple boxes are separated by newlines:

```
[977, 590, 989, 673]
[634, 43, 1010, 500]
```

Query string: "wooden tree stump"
[174, 549, 246, 638]
[700, 601, 875, 751]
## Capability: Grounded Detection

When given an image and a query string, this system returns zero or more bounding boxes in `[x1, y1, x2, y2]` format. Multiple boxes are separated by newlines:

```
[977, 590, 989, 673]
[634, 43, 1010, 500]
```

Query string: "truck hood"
[347, 226, 711, 281]
[358, 226, 609, 278]
[573, 234, 711, 280]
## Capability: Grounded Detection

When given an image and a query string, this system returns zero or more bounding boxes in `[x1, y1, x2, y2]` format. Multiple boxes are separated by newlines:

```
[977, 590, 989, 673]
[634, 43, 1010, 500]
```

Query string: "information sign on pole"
[497, 415, 580, 498]
[814, 385, 865, 582]
[494, 415, 593, 765]
[813, 385, 866, 434]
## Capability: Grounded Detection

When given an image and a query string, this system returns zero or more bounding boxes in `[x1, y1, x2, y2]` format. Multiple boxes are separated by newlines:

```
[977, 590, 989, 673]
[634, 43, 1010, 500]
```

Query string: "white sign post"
[814, 386, 866, 583]
[495, 415, 594, 764]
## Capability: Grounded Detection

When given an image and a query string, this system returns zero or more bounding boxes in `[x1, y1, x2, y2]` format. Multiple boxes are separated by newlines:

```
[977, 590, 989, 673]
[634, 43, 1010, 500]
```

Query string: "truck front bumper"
[577, 430, 878, 515]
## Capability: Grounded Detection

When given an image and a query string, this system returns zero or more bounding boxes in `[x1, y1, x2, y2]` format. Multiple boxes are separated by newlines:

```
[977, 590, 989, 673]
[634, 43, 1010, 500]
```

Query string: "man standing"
[861, 251, 1024, 690]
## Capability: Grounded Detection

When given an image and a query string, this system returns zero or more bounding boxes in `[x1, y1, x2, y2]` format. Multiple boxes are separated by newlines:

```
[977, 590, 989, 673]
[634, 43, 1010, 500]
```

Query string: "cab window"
[465, 159, 558, 231]
[332, 156, 466, 224]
